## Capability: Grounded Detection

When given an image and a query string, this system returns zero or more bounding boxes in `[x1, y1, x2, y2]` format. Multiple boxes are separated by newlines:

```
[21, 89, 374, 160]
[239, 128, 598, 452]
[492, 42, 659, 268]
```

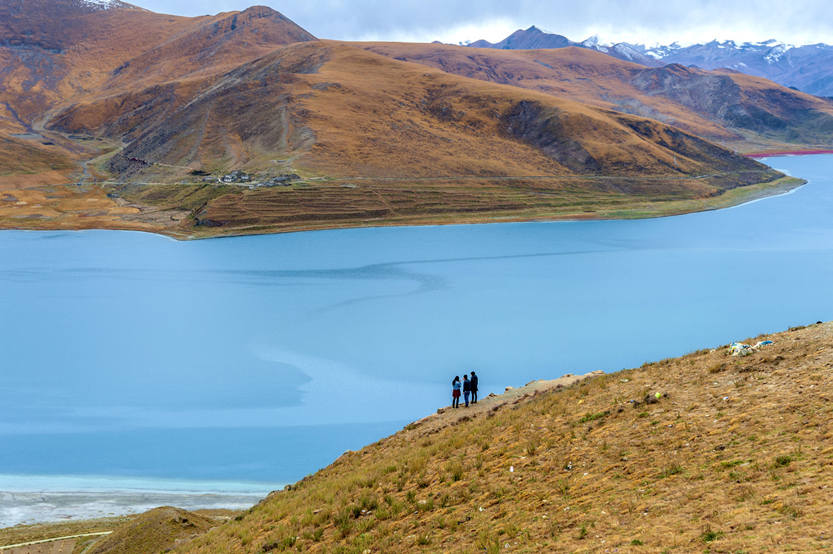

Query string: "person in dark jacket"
[463, 374, 471, 407]
[451, 376, 461, 408]
[470, 371, 478, 404]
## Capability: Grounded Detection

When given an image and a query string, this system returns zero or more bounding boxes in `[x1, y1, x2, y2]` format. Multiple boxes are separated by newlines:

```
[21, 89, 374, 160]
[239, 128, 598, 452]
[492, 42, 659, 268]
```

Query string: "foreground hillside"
[173, 321, 833, 552]
[2, 321, 831, 552]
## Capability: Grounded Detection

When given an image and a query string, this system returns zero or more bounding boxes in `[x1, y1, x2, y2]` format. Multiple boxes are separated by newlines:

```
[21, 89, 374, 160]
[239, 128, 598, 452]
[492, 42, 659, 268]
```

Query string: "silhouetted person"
[463, 374, 471, 407]
[470, 371, 478, 404]
[452, 376, 461, 408]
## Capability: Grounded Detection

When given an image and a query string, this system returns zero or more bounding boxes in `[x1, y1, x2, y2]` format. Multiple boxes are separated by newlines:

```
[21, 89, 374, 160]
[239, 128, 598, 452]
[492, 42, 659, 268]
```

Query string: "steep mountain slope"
[365, 42, 833, 149]
[49, 42, 771, 180]
[73, 321, 833, 552]
[0, 0, 315, 182]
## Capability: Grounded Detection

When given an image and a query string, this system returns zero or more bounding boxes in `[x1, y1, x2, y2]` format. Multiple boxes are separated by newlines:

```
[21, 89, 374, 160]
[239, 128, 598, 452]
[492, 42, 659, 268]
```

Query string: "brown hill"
[0, 3, 807, 237]
[50, 41, 772, 180]
[361, 43, 833, 150]
[178, 321, 833, 552]
[40, 321, 830, 552]
[0, 0, 314, 184]
[86, 507, 217, 554]
[32, 40, 792, 237]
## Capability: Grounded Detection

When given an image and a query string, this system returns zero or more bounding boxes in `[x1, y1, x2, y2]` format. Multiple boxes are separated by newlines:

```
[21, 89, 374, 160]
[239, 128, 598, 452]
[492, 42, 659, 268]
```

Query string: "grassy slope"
[0, 7, 816, 238]
[32, 41, 788, 238]
[360, 43, 833, 151]
[3, 322, 831, 552]
[168, 321, 833, 552]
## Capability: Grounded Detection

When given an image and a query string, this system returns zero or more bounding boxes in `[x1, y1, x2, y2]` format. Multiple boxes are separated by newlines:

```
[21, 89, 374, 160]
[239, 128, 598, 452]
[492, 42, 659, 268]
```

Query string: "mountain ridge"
[465, 27, 833, 96]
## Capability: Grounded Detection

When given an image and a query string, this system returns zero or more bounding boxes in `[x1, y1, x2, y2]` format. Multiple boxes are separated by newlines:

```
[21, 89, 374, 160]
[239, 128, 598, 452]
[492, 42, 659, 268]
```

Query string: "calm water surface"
[1, 155, 832, 524]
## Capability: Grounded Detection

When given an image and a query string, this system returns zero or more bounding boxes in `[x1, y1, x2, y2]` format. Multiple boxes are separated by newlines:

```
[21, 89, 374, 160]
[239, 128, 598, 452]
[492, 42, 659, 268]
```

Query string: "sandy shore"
[0, 490, 262, 529]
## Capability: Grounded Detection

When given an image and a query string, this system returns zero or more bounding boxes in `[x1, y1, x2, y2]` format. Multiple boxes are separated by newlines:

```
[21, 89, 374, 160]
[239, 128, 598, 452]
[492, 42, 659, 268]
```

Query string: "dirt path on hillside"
[404, 370, 606, 436]
[0, 531, 111, 553]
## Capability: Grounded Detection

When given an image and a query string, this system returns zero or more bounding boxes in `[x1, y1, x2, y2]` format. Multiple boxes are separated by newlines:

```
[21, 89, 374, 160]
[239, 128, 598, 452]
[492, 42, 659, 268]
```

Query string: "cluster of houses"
[206, 170, 302, 188]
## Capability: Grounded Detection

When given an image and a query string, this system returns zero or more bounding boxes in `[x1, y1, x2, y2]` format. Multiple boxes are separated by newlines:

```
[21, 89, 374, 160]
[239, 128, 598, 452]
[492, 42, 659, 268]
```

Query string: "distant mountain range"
[467, 26, 833, 97]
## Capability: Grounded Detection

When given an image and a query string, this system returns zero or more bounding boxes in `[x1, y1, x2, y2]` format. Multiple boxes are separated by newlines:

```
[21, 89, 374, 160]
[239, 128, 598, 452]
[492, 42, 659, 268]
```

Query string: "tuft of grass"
[701, 528, 723, 543]
[578, 411, 609, 424]
[658, 464, 684, 478]
[774, 455, 793, 467]
[446, 461, 464, 482]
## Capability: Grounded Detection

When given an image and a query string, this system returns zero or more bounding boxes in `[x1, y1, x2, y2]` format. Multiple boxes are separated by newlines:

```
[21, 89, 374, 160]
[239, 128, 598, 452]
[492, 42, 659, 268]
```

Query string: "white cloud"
[130, 0, 833, 47]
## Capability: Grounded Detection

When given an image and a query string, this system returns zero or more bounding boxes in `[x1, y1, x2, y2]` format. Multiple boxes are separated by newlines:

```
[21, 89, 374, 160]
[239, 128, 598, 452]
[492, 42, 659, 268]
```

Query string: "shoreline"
[0, 174, 807, 241]
[745, 149, 833, 158]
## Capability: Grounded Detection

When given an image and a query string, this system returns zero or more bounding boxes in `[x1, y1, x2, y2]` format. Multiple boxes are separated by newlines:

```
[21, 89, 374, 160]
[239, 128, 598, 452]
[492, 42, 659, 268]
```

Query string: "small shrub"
[631, 539, 644, 545]
[701, 528, 723, 543]
[578, 525, 588, 539]
[774, 455, 792, 467]
[417, 498, 434, 512]
[659, 464, 684, 478]
[578, 411, 609, 424]
[447, 461, 464, 482]
[708, 362, 726, 374]
[778, 504, 802, 519]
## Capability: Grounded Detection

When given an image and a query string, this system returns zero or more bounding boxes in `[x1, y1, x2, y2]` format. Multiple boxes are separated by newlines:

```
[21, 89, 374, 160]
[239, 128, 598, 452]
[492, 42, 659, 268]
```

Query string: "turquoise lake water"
[1, 154, 832, 524]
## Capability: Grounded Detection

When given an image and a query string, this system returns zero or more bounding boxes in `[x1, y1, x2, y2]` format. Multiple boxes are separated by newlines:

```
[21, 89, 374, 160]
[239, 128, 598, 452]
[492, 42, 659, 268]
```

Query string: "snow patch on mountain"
[765, 44, 790, 63]
[80, 0, 124, 9]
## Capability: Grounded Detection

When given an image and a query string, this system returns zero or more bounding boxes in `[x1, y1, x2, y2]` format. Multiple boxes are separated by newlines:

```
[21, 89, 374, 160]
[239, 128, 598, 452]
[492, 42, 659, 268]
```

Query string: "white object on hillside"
[81, 0, 123, 9]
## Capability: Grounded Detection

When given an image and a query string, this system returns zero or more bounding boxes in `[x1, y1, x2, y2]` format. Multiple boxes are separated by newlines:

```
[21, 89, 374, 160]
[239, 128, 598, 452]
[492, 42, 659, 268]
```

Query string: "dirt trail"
[405, 370, 605, 436]
[0, 532, 110, 553]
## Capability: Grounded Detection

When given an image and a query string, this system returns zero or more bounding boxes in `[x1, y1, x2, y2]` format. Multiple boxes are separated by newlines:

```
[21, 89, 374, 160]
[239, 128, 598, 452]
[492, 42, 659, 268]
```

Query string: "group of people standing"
[451, 371, 478, 408]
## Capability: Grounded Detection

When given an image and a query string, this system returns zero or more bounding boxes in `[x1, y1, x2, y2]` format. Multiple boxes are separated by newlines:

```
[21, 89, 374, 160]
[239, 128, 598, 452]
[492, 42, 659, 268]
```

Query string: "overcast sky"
[131, 0, 833, 46]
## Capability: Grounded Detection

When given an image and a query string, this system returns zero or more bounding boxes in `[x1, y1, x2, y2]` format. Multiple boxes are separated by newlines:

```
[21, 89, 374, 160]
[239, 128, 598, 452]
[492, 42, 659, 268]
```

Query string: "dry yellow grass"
[163, 321, 833, 552]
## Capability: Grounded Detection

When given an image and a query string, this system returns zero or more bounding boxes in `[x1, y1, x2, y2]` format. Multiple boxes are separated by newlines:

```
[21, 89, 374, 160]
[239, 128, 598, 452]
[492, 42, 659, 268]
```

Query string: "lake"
[2, 154, 832, 525]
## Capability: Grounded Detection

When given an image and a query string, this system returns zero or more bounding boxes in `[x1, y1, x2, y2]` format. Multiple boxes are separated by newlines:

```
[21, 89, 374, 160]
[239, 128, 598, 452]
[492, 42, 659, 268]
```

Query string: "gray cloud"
[131, 0, 833, 46]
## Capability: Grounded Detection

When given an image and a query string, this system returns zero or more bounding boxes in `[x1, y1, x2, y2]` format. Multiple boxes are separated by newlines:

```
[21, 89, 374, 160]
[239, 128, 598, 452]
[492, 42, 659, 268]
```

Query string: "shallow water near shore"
[2, 155, 833, 526]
